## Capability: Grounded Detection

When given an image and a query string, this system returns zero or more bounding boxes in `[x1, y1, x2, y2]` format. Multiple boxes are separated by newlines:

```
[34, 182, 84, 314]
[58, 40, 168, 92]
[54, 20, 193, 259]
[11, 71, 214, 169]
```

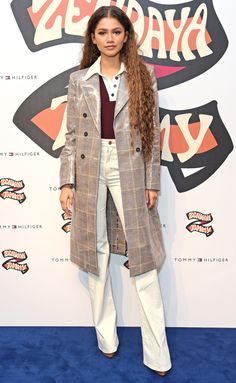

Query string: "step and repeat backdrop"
[1, 0, 235, 327]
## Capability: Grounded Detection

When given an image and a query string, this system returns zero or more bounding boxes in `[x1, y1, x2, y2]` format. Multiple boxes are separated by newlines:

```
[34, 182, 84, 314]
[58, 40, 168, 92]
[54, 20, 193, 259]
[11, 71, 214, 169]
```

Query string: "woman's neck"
[100, 55, 121, 80]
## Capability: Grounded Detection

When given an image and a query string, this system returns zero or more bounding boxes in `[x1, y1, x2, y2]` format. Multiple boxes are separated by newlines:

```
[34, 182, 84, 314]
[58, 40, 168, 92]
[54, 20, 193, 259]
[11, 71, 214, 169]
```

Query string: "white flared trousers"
[88, 139, 171, 372]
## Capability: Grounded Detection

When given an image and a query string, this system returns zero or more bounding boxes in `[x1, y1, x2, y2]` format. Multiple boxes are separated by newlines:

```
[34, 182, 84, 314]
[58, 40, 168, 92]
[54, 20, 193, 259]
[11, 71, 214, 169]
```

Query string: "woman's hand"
[60, 185, 74, 217]
[145, 189, 159, 209]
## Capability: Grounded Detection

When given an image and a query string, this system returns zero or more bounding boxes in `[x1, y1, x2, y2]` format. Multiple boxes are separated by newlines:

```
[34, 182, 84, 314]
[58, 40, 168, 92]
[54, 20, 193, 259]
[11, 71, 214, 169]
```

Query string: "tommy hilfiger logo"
[0, 74, 37, 80]
[174, 257, 227, 263]
[0, 151, 40, 157]
[0, 225, 42, 230]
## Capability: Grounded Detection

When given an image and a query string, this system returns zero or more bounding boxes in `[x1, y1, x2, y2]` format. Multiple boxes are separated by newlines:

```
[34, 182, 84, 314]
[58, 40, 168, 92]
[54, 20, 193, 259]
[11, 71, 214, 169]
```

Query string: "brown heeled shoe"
[155, 369, 171, 377]
[101, 351, 116, 359]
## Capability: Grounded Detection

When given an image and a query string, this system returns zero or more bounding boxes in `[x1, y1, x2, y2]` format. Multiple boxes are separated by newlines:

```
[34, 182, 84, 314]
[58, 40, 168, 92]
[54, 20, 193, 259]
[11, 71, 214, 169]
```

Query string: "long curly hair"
[80, 6, 156, 162]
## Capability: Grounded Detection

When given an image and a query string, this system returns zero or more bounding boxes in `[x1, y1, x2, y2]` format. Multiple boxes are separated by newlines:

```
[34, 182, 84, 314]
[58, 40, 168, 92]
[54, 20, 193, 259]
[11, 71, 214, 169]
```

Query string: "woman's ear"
[91, 33, 96, 44]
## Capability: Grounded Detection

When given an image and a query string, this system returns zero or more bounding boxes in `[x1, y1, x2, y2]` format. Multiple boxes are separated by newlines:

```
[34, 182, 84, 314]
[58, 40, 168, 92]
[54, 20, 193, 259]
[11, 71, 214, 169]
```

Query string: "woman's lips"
[105, 45, 116, 50]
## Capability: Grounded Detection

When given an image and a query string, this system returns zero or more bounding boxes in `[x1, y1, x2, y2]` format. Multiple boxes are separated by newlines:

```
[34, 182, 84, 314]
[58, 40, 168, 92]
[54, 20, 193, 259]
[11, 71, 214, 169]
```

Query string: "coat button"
[83, 113, 87, 118]
[81, 154, 85, 159]
[136, 147, 140, 152]
[84, 132, 88, 136]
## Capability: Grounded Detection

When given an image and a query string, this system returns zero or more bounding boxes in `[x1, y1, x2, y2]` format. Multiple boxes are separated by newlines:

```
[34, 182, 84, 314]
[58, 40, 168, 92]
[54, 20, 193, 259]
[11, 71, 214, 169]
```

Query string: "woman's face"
[92, 17, 128, 59]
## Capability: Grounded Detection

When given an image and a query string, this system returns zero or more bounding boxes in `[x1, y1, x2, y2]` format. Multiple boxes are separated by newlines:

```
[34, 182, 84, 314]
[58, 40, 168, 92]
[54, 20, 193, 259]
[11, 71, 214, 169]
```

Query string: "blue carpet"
[0, 327, 235, 383]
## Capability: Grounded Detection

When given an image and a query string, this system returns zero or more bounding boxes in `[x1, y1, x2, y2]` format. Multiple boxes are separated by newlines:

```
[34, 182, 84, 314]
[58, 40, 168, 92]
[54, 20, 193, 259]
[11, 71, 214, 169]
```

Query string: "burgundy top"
[99, 76, 116, 139]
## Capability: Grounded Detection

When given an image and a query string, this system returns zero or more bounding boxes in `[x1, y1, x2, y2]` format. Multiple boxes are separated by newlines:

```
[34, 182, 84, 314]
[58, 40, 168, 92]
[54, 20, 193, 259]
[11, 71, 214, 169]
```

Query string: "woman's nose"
[106, 32, 114, 42]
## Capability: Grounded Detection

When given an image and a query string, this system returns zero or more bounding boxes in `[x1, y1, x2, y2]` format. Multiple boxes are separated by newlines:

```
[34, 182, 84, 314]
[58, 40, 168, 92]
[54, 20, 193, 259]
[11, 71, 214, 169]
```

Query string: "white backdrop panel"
[0, 0, 235, 327]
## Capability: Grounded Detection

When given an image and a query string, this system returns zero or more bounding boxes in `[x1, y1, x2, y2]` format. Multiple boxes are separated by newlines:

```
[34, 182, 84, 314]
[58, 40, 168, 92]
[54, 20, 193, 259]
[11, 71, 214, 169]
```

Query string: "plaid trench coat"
[60, 65, 166, 277]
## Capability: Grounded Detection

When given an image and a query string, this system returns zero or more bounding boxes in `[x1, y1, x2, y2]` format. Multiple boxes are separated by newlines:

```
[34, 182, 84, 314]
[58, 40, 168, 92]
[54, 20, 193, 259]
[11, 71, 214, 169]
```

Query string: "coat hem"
[70, 256, 99, 276]
[129, 262, 158, 278]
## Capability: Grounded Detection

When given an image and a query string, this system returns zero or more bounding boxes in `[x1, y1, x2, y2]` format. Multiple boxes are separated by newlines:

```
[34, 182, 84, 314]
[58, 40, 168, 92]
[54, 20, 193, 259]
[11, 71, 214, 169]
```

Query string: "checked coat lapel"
[114, 73, 129, 120]
[80, 75, 101, 133]
[80, 71, 129, 134]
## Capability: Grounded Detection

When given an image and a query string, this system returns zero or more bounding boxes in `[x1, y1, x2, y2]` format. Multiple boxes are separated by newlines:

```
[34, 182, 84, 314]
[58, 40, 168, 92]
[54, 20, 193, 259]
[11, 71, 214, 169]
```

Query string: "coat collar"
[114, 72, 129, 119]
[80, 67, 129, 133]
[83, 56, 126, 81]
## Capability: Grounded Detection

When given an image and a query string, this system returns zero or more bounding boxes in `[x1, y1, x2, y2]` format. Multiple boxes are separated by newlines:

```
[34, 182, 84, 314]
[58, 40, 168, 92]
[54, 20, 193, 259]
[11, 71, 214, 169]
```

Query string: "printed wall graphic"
[13, 80, 234, 191]
[11, 0, 232, 192]
[0, 178, 26, 203]
[2, 250, 29, 274]
[160, 101, 233, 192]
[13, 67, 74, 159]
[186, 211, 214, 236]
[61, 212, 71, 233]
[11, 0, 228, 89]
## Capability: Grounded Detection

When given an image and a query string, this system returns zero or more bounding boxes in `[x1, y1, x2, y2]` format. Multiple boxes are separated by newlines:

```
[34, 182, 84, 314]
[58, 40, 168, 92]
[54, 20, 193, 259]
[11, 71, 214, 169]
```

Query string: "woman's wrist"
[60, 184, 74, 189]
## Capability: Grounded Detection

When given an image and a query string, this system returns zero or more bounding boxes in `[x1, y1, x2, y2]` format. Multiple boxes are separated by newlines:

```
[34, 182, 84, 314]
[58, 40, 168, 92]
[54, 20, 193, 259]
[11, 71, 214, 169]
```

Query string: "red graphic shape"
[160, 122, 218, 154]
[31, 103, 66, 141]
[152, 64, 185, 78]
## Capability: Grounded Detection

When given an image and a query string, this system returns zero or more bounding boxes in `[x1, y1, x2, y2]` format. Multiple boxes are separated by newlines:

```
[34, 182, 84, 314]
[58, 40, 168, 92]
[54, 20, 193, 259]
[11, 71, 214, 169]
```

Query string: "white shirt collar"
[83, 56, 126, 81]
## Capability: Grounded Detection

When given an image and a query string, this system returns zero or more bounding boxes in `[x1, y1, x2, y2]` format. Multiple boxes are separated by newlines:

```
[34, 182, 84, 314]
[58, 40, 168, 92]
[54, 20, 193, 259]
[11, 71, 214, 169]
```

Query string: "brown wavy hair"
[80, 6, 156, 162]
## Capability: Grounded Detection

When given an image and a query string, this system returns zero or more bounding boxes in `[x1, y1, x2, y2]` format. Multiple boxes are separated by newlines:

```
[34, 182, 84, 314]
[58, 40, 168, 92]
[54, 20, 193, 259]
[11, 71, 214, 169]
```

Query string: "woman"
[59, 5, 172, 376]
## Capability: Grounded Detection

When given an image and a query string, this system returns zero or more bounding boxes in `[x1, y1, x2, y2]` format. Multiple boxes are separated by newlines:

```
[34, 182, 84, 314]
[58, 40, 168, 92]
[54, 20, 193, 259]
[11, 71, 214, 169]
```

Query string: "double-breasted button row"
[84, 132, 88, 136]
[136, 147, 140, 152]
[81, 154, 85, 159]
[83, 113, 87, 118]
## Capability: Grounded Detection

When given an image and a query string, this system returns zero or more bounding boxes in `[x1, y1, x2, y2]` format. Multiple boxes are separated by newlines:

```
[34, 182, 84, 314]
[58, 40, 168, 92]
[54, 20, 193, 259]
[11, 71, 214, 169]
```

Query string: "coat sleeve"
[59, 73, 77, 188]
[145, 67, 161, 191]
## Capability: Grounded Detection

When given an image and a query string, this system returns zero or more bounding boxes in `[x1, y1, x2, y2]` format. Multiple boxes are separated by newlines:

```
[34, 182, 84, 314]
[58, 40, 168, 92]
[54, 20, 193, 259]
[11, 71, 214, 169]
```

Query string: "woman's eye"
[98, 31, 105, 35]
[114, 31, 121, 35]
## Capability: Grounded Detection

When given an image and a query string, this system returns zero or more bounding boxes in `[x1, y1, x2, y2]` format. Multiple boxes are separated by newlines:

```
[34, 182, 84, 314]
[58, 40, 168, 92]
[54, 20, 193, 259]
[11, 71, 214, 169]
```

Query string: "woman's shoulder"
[144, 63, 155, 76]
[143, 63, 158, 90]
[69, 67, 91, 82]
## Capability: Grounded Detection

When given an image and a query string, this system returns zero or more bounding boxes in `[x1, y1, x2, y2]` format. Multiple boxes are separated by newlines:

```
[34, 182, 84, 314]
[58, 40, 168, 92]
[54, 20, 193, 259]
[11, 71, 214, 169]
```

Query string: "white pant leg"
[87, 140, 119, 354]
[134, 271, 172, 371]
[107, 142, 171, 371]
